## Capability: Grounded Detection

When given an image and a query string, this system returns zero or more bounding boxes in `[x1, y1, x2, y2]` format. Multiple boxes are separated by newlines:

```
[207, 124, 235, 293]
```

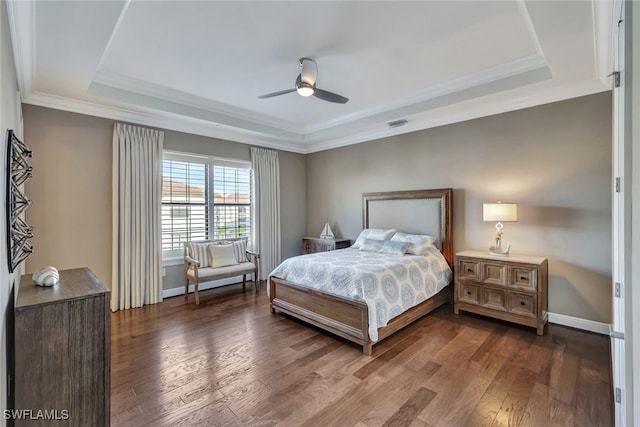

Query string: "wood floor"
[111, 282, 613, 426]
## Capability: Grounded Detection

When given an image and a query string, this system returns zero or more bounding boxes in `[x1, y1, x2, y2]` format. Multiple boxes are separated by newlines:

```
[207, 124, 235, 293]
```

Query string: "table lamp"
[483, 202, 517, 256]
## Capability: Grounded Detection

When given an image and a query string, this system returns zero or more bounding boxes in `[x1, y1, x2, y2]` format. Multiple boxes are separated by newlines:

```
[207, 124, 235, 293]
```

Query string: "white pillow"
[208, 244, 239, 268]
[351, 228, 397, 249]
[390, 232, 436, 256]
[189, 243, 211, 268]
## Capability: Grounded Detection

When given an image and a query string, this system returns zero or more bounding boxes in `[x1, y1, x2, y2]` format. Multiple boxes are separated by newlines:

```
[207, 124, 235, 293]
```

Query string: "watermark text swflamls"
[3, 409, 70, 420]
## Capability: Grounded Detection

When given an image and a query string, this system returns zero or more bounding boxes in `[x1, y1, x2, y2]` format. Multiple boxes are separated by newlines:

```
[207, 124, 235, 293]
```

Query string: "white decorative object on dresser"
[454, 250, 548, 335]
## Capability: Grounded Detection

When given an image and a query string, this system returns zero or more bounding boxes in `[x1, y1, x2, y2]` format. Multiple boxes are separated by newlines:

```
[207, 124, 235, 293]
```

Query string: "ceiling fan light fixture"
[296, 81, 315, 97]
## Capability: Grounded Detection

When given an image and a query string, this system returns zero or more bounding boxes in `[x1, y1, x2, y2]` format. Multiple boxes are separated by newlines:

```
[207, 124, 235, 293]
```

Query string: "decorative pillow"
[351, 228, 397, 249]
[231, 238, 249, 263]
[208, 244, 239, 268]
[390, 232, 436, 256]
[359, 238, 410, 255]
[189, 243, 211, 268]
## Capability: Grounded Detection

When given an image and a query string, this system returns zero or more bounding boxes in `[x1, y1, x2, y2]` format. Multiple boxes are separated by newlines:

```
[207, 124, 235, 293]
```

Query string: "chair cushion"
[208, 244, 238, 268]
[187, 262, 256, 280]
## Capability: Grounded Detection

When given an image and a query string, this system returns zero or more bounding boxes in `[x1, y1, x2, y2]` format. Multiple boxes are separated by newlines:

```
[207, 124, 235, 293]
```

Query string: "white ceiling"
[8, 1, 615, 154]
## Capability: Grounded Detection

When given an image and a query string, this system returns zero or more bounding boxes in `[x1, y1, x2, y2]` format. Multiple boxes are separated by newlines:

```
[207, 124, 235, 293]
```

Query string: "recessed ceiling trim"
[304, 78, 610, 153]
[303, 53, 548, 135]
[6, 0, 35, 95]
[22, 90, 308, 153]
[593, 0, 617, 85]
[516, 0, 545, 58]
[304, 61, 551, 143]
[92, 70, 305, 134]
[10, 0, 616, 156]
[87, 82, 302, 141]
[22, 75, 609, 156]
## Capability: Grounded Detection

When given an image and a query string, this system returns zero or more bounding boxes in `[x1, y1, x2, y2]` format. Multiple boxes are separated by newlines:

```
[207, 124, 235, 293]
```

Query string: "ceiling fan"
[259, 57, 349, 104]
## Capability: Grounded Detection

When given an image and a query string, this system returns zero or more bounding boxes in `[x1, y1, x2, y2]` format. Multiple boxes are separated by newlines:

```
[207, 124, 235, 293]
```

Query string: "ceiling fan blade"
[300, 58, 317, 85]
[258, 88, 296, 99]
[313, 88, 349, 104]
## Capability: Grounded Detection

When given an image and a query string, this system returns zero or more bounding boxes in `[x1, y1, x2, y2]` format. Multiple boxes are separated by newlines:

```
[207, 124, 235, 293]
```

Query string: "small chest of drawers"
[454, 250, 548, 335]
[302, 237, 350, 254]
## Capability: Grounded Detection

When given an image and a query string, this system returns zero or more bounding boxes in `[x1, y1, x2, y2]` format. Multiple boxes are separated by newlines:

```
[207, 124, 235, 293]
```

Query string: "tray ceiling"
[8, 1, 615, 153]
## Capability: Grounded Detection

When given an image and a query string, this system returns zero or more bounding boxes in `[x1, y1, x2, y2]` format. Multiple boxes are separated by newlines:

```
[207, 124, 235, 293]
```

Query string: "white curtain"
[111, 123, 164, 311]
[251, 147, 280, 280]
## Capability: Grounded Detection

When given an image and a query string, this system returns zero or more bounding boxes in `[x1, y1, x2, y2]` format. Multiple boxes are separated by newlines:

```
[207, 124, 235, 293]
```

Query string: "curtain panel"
[111, 123, 164, 311]
[251, 147, 281, 280]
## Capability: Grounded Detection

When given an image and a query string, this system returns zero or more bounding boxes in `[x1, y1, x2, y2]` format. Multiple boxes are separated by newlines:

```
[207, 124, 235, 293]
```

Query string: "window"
[161, 152, 251, 258]
[213, 165, 252, 240]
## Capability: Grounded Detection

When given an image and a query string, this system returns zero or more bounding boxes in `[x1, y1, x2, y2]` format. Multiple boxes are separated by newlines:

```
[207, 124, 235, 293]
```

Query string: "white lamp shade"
[483, 203, 517, 222]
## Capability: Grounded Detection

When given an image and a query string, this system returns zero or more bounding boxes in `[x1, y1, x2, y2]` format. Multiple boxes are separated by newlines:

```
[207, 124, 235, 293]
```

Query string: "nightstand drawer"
[458, 259, 480, 280]
[303, 241, 314, 253]
[458, 283, 480, 304]
[315, 242, 333, 252]
[482, 262, 507, 287]
[482, 287, 507, 311]
[509, 293, 537, 318]
[510, 266, 537, 292]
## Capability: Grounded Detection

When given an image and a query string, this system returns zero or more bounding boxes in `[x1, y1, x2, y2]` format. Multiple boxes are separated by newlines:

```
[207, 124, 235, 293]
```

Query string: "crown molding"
[303, 78, 610, 153]
[22, 91, 308, 153]
[593, 0, 617, 86]
[10, 0, 615, 156]
[92, 70, 305, 134]
[6, 0, 35, 96]
[303, 54, 548, 135]
[22, 73, 609, 156]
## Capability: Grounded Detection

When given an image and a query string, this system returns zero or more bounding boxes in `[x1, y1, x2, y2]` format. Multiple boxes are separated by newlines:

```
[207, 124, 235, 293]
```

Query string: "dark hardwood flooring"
[111, 282, 613, 426]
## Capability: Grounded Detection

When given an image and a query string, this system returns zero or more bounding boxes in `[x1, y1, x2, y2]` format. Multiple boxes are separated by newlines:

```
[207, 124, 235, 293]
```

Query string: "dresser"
[14, 268, 111, 426]
[302, 237, 350, 254]
[454, 250, 548, 335]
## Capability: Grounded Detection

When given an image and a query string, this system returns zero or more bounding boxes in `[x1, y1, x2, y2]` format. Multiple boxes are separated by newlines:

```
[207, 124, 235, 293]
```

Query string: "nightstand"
[454, 250, 548, 335]
[302, 237, 350, 254]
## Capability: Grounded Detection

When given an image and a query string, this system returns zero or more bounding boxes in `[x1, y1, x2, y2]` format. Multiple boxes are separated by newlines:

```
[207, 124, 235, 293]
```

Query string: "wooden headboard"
[362, 188, 454, 266]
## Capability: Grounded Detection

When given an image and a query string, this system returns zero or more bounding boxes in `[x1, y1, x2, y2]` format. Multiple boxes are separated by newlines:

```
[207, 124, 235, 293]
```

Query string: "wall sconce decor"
[483, 202, 517, 256]
[5, 129, 33, 272]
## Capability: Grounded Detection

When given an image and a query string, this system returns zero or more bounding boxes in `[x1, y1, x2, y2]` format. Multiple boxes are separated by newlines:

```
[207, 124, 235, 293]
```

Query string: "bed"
[269, 188, 453, 355]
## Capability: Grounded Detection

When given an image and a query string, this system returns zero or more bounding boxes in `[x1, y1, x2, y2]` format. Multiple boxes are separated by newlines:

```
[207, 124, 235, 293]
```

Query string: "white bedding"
[269, 247, 452, 341]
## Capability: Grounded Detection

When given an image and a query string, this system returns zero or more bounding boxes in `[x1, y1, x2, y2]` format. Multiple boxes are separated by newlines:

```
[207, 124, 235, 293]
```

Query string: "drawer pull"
[520, 276, 527, 281]
[520, 301, 525, 306]
[467, 269, 473, 273]
[466, 291, 471, 295]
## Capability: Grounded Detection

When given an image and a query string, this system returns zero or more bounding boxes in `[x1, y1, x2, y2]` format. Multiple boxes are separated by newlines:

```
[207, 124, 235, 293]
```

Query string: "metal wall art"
[5, 129, 33, 272]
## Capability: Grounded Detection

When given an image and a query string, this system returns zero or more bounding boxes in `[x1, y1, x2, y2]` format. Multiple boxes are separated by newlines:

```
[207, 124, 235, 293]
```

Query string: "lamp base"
[489, 244, 511, 256]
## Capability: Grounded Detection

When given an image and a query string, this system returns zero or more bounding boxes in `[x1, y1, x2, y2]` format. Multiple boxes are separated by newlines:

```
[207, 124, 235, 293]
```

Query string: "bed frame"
[269, 188, 453, 355]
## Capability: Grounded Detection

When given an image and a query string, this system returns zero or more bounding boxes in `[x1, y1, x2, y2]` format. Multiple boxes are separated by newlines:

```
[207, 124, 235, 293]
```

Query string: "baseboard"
[548, 312, 610, 335]
[162, 277, 248, 299]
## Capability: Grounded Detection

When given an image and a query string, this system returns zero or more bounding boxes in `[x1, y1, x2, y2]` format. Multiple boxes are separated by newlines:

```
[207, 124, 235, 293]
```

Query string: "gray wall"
[22, 105, 306, 292]
[0, 1, 20, 423]
[306, 92, 612, 323]
[20, 91, 613, 323]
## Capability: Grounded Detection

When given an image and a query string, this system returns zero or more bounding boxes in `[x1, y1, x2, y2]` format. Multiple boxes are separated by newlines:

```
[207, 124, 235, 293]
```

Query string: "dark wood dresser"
[302, 237, 350, 254]
[14, 267, 110, 426]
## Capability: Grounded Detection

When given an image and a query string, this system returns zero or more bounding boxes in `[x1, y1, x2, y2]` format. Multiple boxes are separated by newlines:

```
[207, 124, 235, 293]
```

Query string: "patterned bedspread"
[269, 247, 452, 341]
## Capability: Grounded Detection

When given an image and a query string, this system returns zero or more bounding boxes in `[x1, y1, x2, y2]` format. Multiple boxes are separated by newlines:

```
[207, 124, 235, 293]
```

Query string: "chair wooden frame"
[184, 238, 260, 304]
